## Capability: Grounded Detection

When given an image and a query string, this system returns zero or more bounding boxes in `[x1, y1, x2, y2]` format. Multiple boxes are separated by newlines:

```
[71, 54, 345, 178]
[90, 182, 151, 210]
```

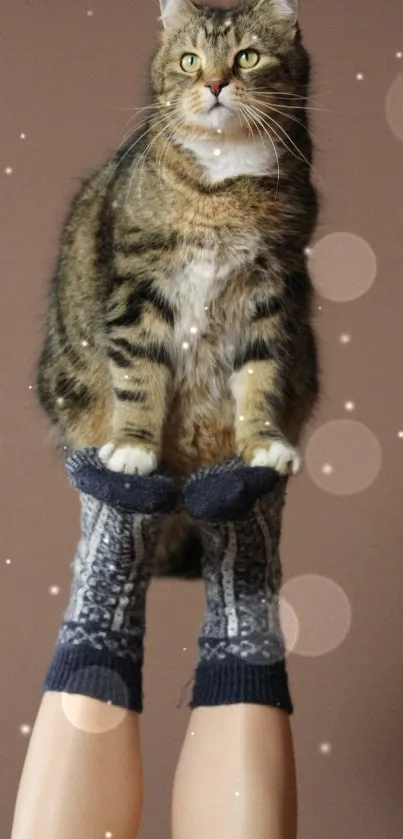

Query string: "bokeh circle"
[279, 596, 300, 655]
[281, 575, 353, 657]
[386, 72, 403, 142]
[305, 420, 382, 495]
[62, 667, 128, 732]
[308, 233, 377, 302]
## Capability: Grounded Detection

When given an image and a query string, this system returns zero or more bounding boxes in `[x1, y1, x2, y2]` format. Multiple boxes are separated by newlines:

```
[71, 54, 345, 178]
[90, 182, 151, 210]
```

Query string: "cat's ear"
[158, 0, 198, 30]
[253, 0, 299, 27]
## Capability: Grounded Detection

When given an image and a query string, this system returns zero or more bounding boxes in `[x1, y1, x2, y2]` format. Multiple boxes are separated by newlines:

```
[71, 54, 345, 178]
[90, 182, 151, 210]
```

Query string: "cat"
[35, 0, 320, 578]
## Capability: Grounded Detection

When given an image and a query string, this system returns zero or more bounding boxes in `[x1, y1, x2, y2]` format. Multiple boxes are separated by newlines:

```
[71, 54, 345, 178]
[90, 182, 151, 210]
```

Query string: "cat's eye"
[180, 53, 201, 73]
[235, 49, 260, 70]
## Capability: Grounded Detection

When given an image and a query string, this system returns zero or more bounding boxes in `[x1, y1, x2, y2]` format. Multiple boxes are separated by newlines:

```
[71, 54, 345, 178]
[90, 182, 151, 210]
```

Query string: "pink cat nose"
[205, 81, 228, 98]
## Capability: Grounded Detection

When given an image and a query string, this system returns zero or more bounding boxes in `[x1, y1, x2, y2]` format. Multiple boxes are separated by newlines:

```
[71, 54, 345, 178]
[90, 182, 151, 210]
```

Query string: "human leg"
[172, 463, 297, 839]
[11, 448, 175, 839]
[11, 694, 144, 839]
[172, 705, 297, 839]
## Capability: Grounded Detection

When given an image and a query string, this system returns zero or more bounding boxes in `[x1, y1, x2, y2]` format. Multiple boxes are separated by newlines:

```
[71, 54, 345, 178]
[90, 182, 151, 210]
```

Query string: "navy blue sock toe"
[65, 448, 179, 514]
[184, 459, 281, 520]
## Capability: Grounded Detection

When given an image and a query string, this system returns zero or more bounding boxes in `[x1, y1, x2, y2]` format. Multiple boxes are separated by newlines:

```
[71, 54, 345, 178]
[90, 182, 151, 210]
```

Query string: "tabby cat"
[35, 0, 320, 578]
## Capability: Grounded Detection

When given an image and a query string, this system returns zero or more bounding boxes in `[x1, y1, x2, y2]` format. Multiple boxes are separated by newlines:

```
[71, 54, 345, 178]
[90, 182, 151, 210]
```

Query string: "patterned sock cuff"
[44, 645, 144, 713]
[190, 659, 294, 715]
[65, 447, 179, 514]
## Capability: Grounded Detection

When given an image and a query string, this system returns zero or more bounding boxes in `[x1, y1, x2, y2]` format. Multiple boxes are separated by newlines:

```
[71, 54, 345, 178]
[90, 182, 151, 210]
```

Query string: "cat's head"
[151, 0, 309, 140]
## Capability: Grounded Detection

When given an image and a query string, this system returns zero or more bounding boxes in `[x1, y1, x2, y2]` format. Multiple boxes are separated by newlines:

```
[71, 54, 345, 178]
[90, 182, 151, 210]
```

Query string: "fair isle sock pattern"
[44, 492, 159, 712]
[189, 471, 294, 713]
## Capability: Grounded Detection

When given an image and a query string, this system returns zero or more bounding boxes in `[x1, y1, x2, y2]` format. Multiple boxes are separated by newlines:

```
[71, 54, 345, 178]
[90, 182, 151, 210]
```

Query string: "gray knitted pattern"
[58, 493, 159, 663]
[197, 480, 288, 666]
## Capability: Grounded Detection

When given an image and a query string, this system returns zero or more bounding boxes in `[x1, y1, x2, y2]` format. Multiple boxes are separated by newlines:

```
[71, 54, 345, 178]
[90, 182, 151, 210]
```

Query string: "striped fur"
[35, 0, 320, 577]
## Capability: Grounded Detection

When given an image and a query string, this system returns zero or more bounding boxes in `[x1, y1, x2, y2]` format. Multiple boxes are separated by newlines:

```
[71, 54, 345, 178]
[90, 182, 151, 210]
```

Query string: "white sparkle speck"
[49, 586, 60, 596]
[190, 326, 198, 334]
[265, 421, 271, 427]
[239, 415, 245, 422]
[183, 647, 187, 652]
[28, 385, 33, 390]
[217, 128, 222, 134]
[252, 34, 258, 40]
[396, 51, 402, 59]
[204, 305, 209, 311]
[356, 73, 364, 81]
[213, 148, 222, 156]
[166, 101, 171, 107]
[321, 463, 333, 476]
[318, 305, 322, 311]
[87, 9, 94, 16]
[5, 167, 13, 175]
[81, 339, 89, 348]
[56, 397, 65, 407]
[345, 401, 355, 412]
[398, 431, 403, 439]
[340, 333, 351, 345]
[105, 833, 113, 838]
[248, 368, 254, 375]
[124, 374, 129, 380]
[235, 791, 240, 797]
[20, 724, 32, 736]
[182, 341, 190, 350]
[319, 742, 332, 754]
[20, 133, 26, 140]
[5, 558, 11, 565]
[304, 246, 312, 255]
[190, 731, 195, 736]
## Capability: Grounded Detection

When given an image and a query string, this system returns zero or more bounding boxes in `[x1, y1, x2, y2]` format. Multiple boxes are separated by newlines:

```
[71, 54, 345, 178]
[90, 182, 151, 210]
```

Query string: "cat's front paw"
[250, 442, 302, 476]
[99, 443, 158, 476]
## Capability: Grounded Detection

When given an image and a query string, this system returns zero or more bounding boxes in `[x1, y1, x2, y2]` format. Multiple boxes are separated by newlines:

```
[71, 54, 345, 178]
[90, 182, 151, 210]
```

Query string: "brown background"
[1, 1, 403, 836]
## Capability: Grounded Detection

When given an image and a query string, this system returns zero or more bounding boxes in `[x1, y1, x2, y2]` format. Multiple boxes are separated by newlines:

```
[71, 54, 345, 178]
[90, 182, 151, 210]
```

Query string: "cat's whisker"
[148, 114, 186, 194]
[239, 103, 280, 198]
[110, 104, 161, 113]
[237, 102, 254, 141]
[108, 104, 181, 187]
[245, 89, 330, 111]
[114, 114, 161, 154]
[245, 103, 312, 168]
[160, 120, 190, 191]
[156, 116, 187, 192]
[126, 112, 185, 205]
[247, 97, 309, 131]
[249, 85, 332, 99]
[251, 101, 328, 113]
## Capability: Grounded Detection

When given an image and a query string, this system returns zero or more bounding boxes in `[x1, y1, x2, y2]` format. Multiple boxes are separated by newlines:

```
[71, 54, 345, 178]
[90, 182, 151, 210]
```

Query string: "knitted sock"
[44, 448, 177, 712]
[185, 461, 293, 714]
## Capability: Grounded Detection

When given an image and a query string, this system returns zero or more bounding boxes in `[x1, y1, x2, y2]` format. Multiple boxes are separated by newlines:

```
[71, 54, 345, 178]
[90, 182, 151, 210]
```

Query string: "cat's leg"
[231, 358, 301, 476]
[100, 285, 175, 475]
[230, 298, 303, 477]
[230, 311, 318, 476]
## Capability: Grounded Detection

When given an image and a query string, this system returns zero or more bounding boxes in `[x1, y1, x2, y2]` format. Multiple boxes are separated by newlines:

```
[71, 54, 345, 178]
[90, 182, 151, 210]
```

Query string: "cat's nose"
[205, 81, 229, 98]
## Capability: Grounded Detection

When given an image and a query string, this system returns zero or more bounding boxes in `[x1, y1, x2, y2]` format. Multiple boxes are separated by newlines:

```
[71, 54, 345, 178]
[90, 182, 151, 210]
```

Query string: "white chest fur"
[172, 257, 226, 345]
[180, 136, 278, 184]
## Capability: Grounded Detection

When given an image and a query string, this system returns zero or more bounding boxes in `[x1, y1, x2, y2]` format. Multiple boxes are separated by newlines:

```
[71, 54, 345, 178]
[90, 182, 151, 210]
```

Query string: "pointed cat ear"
[253, 0, 299, 27]
[158, 0, 198, 30]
